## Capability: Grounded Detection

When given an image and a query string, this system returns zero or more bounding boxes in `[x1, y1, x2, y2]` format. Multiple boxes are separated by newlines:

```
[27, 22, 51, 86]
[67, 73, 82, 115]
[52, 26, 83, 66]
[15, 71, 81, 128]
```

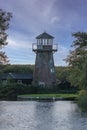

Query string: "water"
[0, 101, 87, 130]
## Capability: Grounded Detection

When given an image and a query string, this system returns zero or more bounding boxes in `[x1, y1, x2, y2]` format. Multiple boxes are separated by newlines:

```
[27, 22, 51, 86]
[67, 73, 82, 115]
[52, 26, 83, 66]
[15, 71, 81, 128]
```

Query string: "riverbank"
[17, 94, 78, 101]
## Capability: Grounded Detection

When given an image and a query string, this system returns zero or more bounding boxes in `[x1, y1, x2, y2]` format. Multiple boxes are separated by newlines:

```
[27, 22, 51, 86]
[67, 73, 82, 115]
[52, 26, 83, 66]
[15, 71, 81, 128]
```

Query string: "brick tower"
[32, 32, 57, 87]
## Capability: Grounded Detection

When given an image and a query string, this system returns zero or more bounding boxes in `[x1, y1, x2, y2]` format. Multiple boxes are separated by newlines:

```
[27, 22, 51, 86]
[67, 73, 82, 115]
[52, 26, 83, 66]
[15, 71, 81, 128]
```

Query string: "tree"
[66, 32, 87, 67]
[65, 32, 87, 89]
[0, 9, 12, 65]
[80, 59, 87, 89]
[0, 51, 9, 64]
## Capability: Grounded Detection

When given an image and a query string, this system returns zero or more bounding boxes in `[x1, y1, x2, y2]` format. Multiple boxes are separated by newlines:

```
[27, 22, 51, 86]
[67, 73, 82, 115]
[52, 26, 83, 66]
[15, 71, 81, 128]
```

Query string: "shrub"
[78, 89, 87, 111]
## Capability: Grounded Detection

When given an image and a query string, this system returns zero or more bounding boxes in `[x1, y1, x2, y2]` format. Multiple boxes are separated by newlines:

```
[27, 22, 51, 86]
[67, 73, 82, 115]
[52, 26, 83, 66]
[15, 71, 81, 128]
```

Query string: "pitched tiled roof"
[1, 73, 33, 79]
[36, 32, 54, 39]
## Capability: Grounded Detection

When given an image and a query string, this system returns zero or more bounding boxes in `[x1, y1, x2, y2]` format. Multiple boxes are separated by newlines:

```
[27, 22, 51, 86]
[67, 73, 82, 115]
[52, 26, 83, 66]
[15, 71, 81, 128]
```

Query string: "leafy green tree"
[80, 59, 87, 89]
[66, 32, 87, 67]
[55, 66, 70, 81]
[65, 32, 87, 89]
[65, 32, 87, 109]
[0, 9, 12, 65]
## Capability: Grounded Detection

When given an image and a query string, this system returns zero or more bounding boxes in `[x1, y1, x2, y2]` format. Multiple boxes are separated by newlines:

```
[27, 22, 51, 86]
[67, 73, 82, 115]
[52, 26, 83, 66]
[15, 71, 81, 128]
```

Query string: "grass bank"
[18, 94, 78, 101]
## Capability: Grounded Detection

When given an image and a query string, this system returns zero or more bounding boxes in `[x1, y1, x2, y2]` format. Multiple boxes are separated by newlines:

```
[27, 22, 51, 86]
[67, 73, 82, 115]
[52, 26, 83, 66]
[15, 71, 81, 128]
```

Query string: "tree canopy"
[65, 32, 87, 89]
[0, 9, 12, 64]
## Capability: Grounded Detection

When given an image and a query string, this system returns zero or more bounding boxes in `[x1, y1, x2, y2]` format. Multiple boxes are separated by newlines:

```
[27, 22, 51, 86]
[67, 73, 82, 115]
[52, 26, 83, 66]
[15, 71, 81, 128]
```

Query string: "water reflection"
[0, 101, 87, 130]
[34, 102, 54, 130]
[53, 101, 87, 130]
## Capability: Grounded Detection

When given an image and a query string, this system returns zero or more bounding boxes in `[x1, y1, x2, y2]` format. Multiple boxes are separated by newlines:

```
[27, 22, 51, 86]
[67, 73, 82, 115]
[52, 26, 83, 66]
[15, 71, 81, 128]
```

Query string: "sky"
[0, 0, 87, 66]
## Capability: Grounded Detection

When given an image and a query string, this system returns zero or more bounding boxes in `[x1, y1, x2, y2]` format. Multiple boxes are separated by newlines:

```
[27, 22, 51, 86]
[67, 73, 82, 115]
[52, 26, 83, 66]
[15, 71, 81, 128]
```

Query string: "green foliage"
[66, 32, 87, 68]
[0, 9, 12, 65]
[65, 32, 87, 89]
[0, 83, 27, 100]
[55, 66, 70, 81]
[80, 59, 87, 89]
[65, 31, 87, 109]
[72, 32, 87, 48]
[68, 67, 81, 87]
[2, 64, 34, 73]
[0, 9, 12, 46]
[78, 90, 87, 111]
[0, 64, 78, 101]
[19, 93, 78, 99]
[0, 81, 77, 100]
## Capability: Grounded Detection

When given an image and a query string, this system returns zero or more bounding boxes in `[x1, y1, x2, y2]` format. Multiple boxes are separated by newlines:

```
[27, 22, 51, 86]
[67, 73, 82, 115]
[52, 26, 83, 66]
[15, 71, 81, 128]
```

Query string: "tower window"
[50, 68, 55, 73]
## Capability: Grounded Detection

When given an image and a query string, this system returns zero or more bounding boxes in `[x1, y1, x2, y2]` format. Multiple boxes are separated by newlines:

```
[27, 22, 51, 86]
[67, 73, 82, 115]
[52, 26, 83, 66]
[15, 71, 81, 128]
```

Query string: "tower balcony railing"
[32, 43, 58, 52]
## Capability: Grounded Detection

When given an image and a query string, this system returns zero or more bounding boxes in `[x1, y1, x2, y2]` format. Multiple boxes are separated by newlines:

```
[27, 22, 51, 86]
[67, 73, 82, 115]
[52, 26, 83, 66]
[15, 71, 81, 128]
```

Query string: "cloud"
[51, 16, 60, 24]
[3, 38, 35, 65]
[54, 44, 69, 66]
[4, 0, 59, 33]
[58, 44, 69, 54]
[6, 38, 32, 49]
[1, 0, 87, 65]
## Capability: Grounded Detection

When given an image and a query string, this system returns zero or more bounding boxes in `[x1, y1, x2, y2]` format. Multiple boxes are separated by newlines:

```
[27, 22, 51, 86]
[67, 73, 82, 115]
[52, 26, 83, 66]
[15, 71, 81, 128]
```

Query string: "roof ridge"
[36, 32, 54, 39]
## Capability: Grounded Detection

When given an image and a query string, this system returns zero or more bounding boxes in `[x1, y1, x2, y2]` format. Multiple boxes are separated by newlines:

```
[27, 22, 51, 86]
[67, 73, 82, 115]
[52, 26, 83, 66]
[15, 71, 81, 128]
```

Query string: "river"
[0, 101, 87, 130]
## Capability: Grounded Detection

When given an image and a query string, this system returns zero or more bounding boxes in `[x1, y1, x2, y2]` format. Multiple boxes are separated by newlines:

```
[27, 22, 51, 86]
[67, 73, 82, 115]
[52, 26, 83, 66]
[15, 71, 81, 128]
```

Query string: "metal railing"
[32, 43, 58, 52]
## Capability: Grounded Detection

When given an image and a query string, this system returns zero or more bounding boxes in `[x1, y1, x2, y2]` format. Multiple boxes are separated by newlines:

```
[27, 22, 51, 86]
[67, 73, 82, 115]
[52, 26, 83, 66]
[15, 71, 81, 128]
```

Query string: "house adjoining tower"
[32, 32, 58, 87]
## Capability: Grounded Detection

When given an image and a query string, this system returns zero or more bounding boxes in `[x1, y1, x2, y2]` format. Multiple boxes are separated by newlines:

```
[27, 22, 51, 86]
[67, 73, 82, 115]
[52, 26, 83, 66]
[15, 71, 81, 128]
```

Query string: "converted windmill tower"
[32, 32, 57, 87]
